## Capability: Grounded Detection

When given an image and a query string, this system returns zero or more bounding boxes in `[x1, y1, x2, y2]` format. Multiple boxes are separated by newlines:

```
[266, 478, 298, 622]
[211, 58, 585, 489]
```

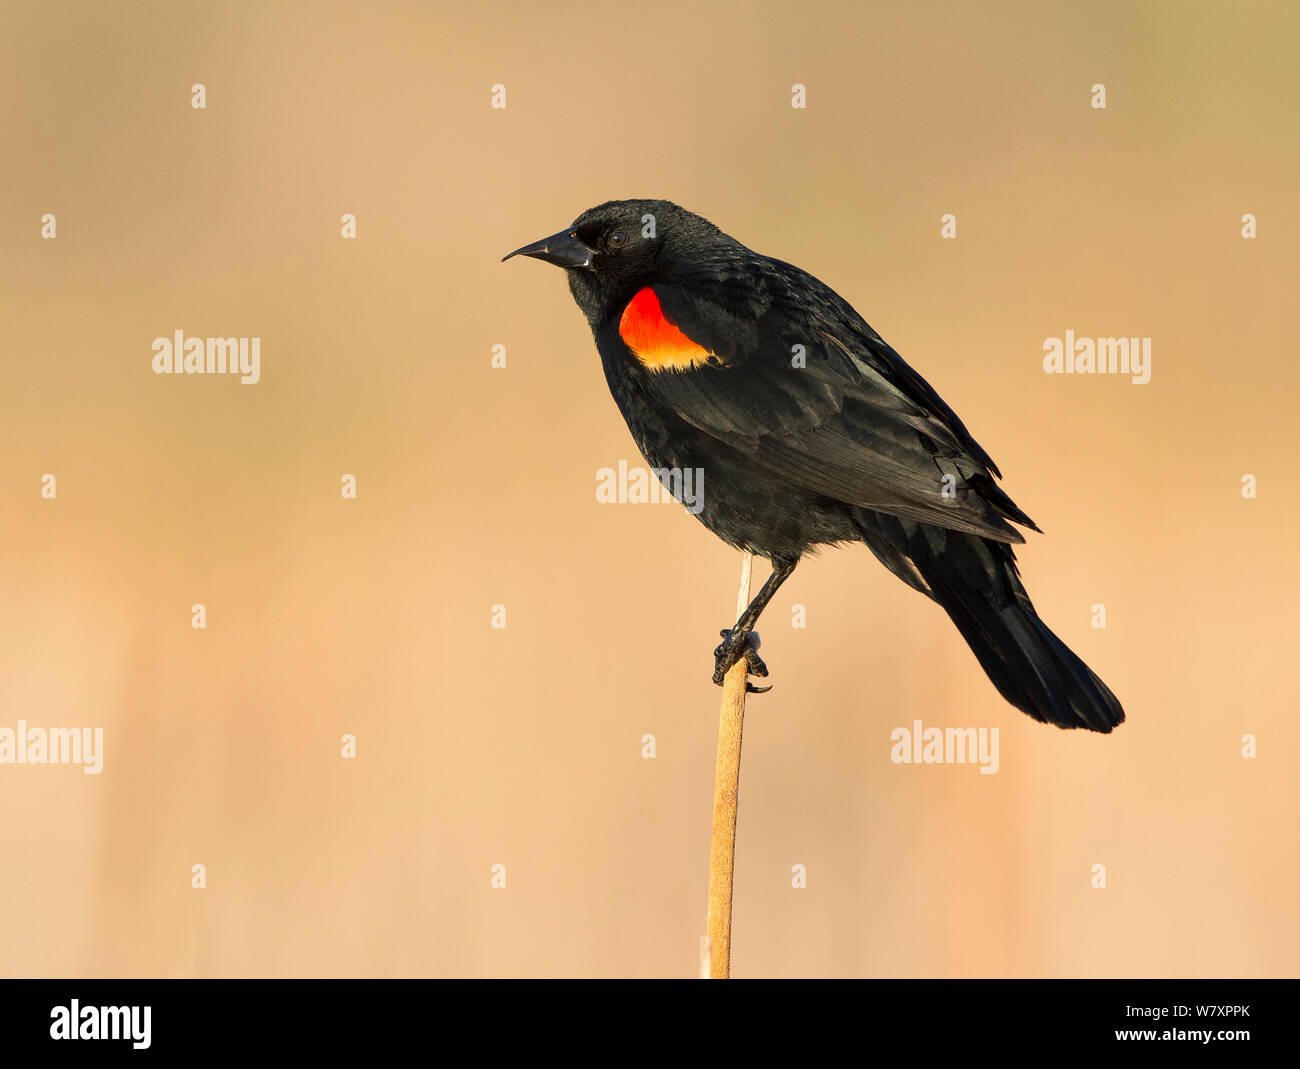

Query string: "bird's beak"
[502, 227, 593, 269]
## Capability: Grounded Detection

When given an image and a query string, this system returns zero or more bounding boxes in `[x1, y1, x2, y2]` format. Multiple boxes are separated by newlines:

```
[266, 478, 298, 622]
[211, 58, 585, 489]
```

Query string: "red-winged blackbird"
[505, 199, 1124, 732]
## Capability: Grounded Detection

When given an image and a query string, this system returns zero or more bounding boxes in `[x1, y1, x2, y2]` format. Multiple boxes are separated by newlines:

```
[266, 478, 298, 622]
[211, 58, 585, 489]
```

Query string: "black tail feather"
[854, 511, 1125, 732]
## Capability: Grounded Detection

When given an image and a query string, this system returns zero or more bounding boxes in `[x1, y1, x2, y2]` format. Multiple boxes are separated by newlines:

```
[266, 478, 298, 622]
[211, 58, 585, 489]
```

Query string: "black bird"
[505, 199, 1124, 732]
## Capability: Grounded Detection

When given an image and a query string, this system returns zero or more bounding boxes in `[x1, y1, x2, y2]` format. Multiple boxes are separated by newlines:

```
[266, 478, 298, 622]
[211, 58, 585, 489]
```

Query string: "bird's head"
[503, 199, 731, 324]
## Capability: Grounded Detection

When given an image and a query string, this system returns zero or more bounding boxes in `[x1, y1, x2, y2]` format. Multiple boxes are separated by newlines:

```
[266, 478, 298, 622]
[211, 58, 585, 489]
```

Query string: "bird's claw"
[713, 628, 771, 691]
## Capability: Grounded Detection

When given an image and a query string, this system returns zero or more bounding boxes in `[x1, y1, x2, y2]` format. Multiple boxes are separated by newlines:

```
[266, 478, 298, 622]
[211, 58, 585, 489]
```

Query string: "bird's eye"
[607, 230, 629, 249]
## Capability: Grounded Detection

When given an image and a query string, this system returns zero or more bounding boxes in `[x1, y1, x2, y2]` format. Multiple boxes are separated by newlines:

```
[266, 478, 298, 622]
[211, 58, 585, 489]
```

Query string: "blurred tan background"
[1, 0, 1296, 977]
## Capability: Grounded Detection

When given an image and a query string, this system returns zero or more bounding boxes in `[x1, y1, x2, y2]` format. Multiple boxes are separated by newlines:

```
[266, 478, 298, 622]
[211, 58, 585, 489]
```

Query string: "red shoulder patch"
[618, 287, 715, 371]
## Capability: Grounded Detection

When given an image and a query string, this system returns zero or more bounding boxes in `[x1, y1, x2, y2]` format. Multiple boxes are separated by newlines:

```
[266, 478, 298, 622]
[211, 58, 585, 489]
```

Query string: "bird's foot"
[713, 628, 771, 693]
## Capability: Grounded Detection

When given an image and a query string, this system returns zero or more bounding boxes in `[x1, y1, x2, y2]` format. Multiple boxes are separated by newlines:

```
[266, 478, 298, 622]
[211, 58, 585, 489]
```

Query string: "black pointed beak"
[502, 227, 593, 269]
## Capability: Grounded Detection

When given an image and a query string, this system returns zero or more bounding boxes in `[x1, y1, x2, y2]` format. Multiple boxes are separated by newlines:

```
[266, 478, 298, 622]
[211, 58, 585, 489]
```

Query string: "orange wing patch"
[618, 287, 716, 371]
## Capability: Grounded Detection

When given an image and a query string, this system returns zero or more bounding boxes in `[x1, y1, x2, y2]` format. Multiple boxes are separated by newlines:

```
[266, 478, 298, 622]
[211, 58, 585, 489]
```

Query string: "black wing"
[630, 258, 1038, 543]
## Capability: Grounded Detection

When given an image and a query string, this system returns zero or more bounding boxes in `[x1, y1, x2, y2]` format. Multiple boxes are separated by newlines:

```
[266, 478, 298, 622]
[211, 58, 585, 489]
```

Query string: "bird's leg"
[712, 556, 799, 691]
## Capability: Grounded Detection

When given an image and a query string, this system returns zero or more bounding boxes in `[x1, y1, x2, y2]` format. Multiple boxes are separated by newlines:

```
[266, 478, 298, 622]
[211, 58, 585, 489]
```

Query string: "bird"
[504, 199, 1124, 732]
